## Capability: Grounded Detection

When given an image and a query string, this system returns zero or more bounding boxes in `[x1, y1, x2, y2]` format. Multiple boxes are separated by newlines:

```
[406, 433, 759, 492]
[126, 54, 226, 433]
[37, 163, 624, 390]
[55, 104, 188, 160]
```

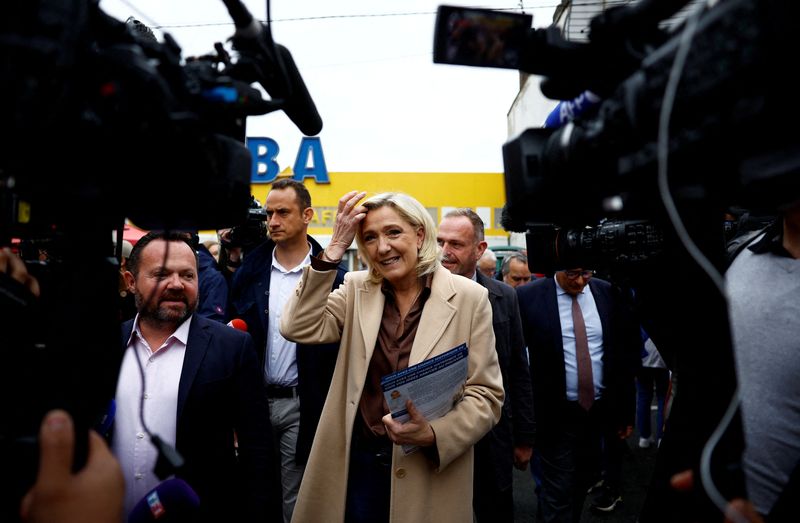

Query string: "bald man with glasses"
[516, 267, 640, 522]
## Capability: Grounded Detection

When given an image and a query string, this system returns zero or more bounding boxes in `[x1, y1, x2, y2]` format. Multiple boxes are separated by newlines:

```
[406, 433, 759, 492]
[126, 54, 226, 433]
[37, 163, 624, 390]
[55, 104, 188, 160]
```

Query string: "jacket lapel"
[546, 278, 565, 354]
[589, 280, 611, 347]
[121, 320, 134, 352]
[476, 271, 501, 308]
[177, 316, 210, 422]
[357, 279, 385, 365]
[410, 267, 457, 365]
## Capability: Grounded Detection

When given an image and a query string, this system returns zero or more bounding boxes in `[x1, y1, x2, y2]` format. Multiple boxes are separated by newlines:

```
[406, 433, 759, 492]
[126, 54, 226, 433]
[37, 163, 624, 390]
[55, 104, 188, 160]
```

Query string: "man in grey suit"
[438, 209, 535, 523]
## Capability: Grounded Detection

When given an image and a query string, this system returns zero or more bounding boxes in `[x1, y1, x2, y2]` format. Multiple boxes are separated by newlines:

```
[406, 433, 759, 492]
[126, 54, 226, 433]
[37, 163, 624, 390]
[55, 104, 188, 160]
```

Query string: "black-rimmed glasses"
[563, 269, 595, 280]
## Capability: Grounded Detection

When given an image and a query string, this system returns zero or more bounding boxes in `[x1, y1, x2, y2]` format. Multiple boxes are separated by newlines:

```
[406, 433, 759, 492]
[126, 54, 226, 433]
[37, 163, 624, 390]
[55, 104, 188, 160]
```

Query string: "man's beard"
[135, 290, 197, 326]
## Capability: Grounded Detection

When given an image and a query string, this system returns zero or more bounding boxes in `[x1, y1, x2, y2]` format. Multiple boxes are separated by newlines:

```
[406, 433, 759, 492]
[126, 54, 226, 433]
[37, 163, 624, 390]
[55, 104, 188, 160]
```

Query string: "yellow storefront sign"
[250, 172, 509, 238]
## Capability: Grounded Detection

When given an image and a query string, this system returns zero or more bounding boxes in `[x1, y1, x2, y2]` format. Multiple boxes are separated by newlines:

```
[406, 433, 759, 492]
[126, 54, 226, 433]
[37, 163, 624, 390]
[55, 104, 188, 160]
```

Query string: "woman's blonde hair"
[355, 192, 440, 284]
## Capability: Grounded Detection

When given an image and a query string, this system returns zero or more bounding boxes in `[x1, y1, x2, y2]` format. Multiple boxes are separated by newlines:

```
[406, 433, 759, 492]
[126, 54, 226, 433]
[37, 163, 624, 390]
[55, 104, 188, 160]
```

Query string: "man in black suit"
[517, 267, 639, 523]
[229, 179, 346, 522]
[438, 209, 535, 523]
[114, 231, 280, 522]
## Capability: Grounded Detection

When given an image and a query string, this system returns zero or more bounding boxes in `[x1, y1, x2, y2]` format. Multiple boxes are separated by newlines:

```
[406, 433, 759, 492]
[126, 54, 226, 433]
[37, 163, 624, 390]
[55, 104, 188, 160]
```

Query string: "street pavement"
[512, 434, 660, 522]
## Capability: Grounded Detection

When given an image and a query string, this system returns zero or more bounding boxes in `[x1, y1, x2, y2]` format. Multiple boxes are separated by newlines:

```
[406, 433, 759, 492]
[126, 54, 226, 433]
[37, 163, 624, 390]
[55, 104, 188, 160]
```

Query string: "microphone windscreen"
[276, 45, 323, 136]
[128, 478, 200, 523]
[226, 318, 248, 332]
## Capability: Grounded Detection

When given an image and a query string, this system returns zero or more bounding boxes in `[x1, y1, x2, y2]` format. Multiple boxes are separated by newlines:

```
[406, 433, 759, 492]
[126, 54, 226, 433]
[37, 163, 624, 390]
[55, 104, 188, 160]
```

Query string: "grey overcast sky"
[99, 1, 558, 173]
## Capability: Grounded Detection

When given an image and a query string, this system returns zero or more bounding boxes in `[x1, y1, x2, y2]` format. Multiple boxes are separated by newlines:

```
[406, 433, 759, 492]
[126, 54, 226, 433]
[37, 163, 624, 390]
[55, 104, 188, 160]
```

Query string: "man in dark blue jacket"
[517, 268, 640, 522]
[228, 179, 345, 523]
[196, 242, 228, 322]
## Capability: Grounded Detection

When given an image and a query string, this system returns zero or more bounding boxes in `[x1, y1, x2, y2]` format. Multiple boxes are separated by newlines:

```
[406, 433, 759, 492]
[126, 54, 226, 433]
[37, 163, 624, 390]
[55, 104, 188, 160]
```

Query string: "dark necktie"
[571, 294, 594, 410]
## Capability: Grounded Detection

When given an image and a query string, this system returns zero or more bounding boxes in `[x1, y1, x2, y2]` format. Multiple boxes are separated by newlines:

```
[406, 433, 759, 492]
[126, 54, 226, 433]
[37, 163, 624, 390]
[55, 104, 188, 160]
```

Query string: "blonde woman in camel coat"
[280, 191, 504, 523]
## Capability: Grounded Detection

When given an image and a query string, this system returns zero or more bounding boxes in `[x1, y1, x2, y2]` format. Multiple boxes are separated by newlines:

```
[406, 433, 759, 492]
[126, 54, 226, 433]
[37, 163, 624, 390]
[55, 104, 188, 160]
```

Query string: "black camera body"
[0, 1, 266, 236]
[499, 0, 799, 273]
[1, 1, 322, 519]
[524, 219, 664, 277]
[226, 197, 269, 251]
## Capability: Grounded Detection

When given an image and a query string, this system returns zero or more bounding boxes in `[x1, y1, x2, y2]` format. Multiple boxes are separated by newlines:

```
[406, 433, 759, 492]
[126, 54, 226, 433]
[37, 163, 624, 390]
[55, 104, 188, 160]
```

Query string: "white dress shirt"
[112, 315, 190, 516]
[554, 279, 604, 400]
[265, 244, 312, 387]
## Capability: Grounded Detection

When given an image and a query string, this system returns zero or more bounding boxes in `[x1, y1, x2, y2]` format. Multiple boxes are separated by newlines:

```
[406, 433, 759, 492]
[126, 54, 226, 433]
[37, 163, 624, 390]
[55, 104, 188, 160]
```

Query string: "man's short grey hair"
[501, 252, 528, 276]
[480, 249, 496, 263]
[442, 208, 485, 243]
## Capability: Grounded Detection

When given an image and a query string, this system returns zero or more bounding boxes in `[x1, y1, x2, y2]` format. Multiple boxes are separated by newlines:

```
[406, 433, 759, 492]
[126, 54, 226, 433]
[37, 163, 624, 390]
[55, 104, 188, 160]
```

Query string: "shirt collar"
[271, 242, 313, 273]
[554, 275, 586, 297]
[380, 273, 434, 301]
[129, 313, 193, 350]
[748, 220, 792, 258]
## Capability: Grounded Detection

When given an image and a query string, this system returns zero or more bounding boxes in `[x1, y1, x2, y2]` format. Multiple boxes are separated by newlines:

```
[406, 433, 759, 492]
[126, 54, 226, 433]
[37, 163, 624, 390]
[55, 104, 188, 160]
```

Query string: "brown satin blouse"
[358, 274, 433, 439]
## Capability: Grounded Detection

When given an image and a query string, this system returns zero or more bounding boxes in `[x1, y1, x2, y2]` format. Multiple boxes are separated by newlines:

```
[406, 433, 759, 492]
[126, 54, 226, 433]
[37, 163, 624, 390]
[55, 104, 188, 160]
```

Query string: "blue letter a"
[293, 137, 329, 184]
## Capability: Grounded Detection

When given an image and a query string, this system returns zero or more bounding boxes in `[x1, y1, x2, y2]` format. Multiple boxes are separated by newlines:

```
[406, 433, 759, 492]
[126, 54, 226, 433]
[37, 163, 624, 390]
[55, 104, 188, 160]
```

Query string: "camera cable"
[656, 2, 747, 522]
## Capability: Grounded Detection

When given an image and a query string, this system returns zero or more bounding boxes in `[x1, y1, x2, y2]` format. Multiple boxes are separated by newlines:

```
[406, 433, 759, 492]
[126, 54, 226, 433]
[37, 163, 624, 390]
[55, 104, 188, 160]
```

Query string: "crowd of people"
[4, 181, 799, 523]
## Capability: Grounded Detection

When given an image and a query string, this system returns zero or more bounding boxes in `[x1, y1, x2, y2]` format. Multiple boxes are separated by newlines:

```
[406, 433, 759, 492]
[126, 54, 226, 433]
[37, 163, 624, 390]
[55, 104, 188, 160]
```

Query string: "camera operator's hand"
[0, 247, 40, 298]
[671, 470, 764, 523]
[20, 410, 124, 523]
[323, 191, 367, 262]
[217, 228, 243, 272]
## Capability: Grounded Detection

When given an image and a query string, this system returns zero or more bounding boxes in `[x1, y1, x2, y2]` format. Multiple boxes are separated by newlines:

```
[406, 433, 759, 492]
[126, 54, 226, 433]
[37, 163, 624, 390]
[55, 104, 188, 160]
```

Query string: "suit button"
[395, 468, 406, 479]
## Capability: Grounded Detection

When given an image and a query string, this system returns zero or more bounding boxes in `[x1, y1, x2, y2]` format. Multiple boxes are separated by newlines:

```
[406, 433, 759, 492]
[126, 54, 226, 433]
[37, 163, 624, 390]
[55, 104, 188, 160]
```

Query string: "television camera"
[1, 0, 321, 519]
[436, 0, 798, 274]
[435, 0, 799, 520]
[226, 195, 268, 251]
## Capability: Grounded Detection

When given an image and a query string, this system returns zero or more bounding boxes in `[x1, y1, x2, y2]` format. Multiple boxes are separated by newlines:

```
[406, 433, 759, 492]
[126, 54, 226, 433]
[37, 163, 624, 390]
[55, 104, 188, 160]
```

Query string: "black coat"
[474, 271, 535, 489]
[228, 235, 346, 464]
[120, 315, 281, 522]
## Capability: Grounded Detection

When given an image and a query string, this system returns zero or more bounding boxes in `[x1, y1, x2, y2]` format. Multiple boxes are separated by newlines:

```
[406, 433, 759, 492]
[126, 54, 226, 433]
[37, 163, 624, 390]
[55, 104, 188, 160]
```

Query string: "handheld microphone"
[128, 478, 200, 523]
[543, 90, 602, 129]
[226, 318, 248, 332]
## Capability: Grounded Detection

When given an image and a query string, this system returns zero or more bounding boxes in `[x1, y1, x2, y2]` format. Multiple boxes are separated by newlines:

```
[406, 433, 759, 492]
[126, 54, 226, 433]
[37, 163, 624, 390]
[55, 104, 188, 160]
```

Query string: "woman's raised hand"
[324, 191, 367, 262]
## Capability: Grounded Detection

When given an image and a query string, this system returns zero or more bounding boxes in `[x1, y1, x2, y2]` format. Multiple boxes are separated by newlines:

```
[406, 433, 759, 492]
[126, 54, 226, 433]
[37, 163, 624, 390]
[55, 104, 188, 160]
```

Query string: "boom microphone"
[128, 478, 200, 523]
[274, 44, 323, 136]
[221, 0, 323, 135]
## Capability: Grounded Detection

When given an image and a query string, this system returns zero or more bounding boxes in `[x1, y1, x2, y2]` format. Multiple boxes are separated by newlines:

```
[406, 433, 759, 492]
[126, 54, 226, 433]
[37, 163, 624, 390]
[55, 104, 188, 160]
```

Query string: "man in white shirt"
[517, 266, 640, 522]
[114, 231, 279, 522]
[229, 179, 346, 523]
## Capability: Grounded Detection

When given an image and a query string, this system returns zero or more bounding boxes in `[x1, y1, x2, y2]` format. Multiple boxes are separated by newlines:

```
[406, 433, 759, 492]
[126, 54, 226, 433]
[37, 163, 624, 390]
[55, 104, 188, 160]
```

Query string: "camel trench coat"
[280, 265, 504, 523]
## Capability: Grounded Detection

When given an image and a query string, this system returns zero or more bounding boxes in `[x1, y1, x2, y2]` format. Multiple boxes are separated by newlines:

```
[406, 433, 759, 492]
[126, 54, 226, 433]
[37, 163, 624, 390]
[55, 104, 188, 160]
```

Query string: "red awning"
[122, 223, 148, 245]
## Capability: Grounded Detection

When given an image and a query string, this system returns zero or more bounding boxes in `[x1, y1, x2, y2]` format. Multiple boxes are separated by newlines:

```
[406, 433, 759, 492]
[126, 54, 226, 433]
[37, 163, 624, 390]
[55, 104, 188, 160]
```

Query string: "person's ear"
[302, 207, 314, 224]
[123, 271, 136, 293]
